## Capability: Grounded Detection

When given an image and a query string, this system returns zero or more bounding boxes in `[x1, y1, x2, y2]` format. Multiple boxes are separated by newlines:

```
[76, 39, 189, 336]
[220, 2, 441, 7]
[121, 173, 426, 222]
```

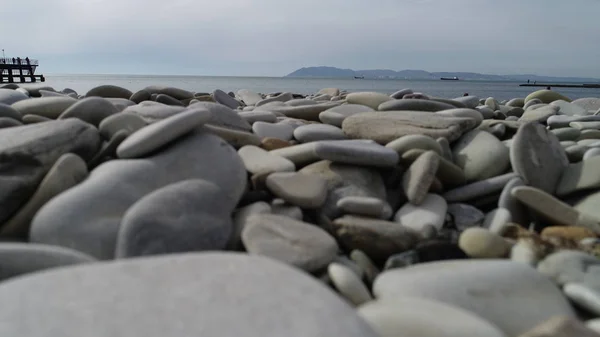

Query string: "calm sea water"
[38, 74, 600, 102]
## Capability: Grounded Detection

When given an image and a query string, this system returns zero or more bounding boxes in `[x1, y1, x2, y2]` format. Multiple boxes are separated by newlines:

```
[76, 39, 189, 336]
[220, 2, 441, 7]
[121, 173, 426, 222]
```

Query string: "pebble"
[265, 172, 327, 208]
[484, 208, 513, 234]
[443, 172, 517, 203]
[86, 84, 133, 99]
[237, 89, 263, 106]
[510, 122, 569, 194]
[551, 99, 588, 115]
[319, 104, 374, 127]
[204, 124, 262, 148]
[358, 297, 506, 337]
[551, 127, 581, 141]
[327, 263, 373, 306]
[585, 148, 600, 160]
[537, 250, 600, 285]
[350, 249, 380, 284]
[0, 253, 377, 337]
[239, 111, 278, 124]
[190, 101, 251, 131]
[523, 316, 600, 337]
[212, 89, 241, 109]
[390, 88, 413, 99]
[572, 97, 600, 113]
[293, 124, 346, 142]
[342, 111, 477, 144]
[394, 193, 448, 230]
[452, 129, 510, 182]
[260, 137, 291, 150]
[525, 89, 572, 104]
[401, 149, 466, 186]
[385, 134, 443, 156]
[556, 157, 600, 196]
[378, 98, 455, 112]
[346, 91, 392, 109]
[564, 283, 600, 316]
[255, 92, 294, 106]
[270, 199, 304, 220]
[99, 112, 147, 140]
[11, 96, 77, 119]
[115, 179, 233, 257]
[242, 214, 338, 272]
[117, 109, 210, 158]
[0, 103, 22, 121]
[337, 196, 392, 219]
[0, 88, 29, 105]
[458, 227, 510, 258]
[313, 140, 399, 167]
[402, 150, 439, 205]
[447, 203, 485, 230]
[373, 260, 576, 336]
[332, 215, 420, 262]
[453, 95, 481, 108]
[238, 145, 296, 174]
[252, 121, 294, 140]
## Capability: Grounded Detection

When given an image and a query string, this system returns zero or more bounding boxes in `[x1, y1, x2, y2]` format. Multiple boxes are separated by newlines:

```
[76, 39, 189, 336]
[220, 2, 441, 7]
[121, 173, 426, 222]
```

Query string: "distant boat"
[354, 76, 364, 79]
[440, 76, 459, 81]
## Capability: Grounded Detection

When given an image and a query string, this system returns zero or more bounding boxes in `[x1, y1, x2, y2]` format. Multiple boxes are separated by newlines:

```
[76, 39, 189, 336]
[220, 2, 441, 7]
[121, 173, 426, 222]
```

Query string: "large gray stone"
[510, 122, 569, 194]
[313, 141, 399, 167]
[378, 99, 456, 112]
[373, 260, 576, 336]
[342, 111, 477, 144]
[86, 84, 133, 99]
[452, 129, 510, 182]
[121, 101, 186, 123]
[115, 179, 233, 257]
[0, 242, 95, 282]
[319, 104, 374, 127]
[11, 96, 77, 119]
[0, 252, 377, 337]
[257, 102, 340, 121]
[98, 112, 147, 140]
[237, 89, 263, 106]
[29, 129, 246, 260]
[58, 97, 119, 126]
[212, 89, 241, 109]
[189, 102, 251, 131]
[0, 103, 22, 121]
[0, 89, 29, 105]
[242, 214, 338, 272]
[0, 120, 99, 225]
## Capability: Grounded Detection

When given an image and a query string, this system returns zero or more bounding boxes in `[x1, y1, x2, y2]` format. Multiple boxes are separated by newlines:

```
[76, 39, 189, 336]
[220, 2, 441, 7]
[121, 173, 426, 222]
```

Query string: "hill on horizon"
[285, 66, 600, 83]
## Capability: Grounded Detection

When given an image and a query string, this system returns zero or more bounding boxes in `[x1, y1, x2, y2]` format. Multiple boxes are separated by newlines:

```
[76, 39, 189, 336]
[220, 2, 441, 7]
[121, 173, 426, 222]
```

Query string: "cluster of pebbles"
[1, 83, 600, 336]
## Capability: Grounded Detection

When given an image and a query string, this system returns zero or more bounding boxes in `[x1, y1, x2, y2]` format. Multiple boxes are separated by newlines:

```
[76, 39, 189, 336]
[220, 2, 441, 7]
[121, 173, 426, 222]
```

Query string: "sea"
[38, 74, 600, 102]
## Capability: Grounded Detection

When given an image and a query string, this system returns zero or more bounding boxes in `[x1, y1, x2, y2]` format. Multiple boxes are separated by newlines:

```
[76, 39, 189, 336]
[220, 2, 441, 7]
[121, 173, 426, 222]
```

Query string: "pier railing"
[0, 58, 39, 66]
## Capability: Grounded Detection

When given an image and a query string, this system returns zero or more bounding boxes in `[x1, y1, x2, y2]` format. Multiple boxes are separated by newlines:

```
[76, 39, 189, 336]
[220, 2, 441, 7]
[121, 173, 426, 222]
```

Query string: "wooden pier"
[519, 83, 600, 89]
[0, 57, 45, 83]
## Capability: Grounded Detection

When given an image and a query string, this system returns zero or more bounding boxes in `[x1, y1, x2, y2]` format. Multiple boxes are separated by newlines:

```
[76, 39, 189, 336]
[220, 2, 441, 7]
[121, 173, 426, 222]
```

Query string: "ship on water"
[440, 76, 459, 81]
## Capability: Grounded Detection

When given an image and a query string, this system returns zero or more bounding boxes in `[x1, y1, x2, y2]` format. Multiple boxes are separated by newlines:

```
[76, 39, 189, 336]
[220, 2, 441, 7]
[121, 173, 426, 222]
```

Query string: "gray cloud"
[2, 0, 600, 77]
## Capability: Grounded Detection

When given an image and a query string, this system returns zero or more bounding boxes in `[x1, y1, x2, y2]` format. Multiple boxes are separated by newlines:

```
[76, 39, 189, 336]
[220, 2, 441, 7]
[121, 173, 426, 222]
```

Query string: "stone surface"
[394, 193, 447, 230]
[0, 242, 96, 282]
[453, 129, 510, 182]
[204, 124, 262, 148]
[11, 96, 77, 119]
[313, 140, 399, 167]
[239, 111, 277, 124]
[525, 90, 572, 104]
[0, 153, 88, 238]
[117, 109, 211, 158]
[258, 102, 341, 121]
[551, 99, 588, 116]
[238, 145, 296, 174]
[237, 89, 263, 105]
[58, 97, 119, 126]
[557, 157, 600, 196]
[212, 89, 241, 109]
[189, 102, 251, 131]
[0, 103, 22, 121]
[0, 88, 29, 105]
[337, 196, 392, 220]
[319, 104, 374, 127]
[342, 111, 477, 144]
[86, 84, 133, 99]
[328, 263, 373, 306]
[459, 227, 510, 258]
[373, 260, 576, 336]
[447, 203, 485, 230]
[121, 102, 186, 123]
[252, 121, 295, 140]
[346, 92, 392, 109]
[115, 179, 233, 257]
[293, 124, 345, 143]
[358, 297, 506, 337]
[522, 316, 600, 337]
[30, 129, 247, 259]
[385, 134, 443, 156]
[98, 112, 147, 140]
[242, 214, 338, 272]
[510, 122, 569, 194]
[402, 150, 439, 205]
[564, 283, 600, 316]
[519, 105, 559, 123]
[537, 250, 600, 285]
[378, 99, 455, 112]
[442, 173, 516, 203]
[332, 215, 419, 262]
[0, 252, 377, 337]
[573, 98, 600, 113]
[265, 172, 328, 208]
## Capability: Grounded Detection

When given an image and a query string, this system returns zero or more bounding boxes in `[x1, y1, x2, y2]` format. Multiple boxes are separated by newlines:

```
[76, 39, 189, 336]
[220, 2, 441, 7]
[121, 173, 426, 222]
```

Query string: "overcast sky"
[3, 0, 600, 77]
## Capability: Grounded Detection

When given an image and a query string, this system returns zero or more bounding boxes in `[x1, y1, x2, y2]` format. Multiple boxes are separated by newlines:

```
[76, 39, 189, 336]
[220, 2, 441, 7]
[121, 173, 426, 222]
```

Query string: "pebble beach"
[1, 83, 600, 336]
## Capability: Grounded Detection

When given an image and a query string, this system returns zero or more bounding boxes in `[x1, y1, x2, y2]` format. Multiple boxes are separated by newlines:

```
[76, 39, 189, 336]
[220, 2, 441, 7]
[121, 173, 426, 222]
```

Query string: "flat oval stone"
[346, 92, 392, 109]
[117, 109, 211, 159]
[0, 252, 377, 337]
[204, 124, 262, 148]
[391, 89, 413, 99]
[0, 88, 29, 105]
[129, 89, 151, 103]
[506, 98, 525, 107]
[573, 97, 600, 113]
[318, 88, 341, 96]
[564, 283, 600, 316]
[11, 96, 77, 119]
[551, 127, 581, 141]
[319, 104, 374, 127]
[265, 172, 327, 208]
[519, 105, 558, 123]
[313, 141, 399, 167]
[453, 129, 510, 182]
[286, 98, 318, 106]
[510, 122, 568, 194]
[237, 89, 263, 106]
[436, 108, 483, 125]
[0, 242, 95, 282]
[401, 149, 466, 187]
[551, 99, 587, 115]
[394, 193, 447, 230]
[0, 103, 22, 121]
[255, 92, 294, 106]
[585, 148, 600, 160]
[484, 208, 513, 234]
[437, 137, 453, 161]
[260, 137, 291, 150]
[238, 145, 296, 174]
[58, 97, 119, 126]
[252, 121, 294, 140]
[115, 179, 232, 257]
[242, 214, 338, 272]
[0, 153, 88, 238]
[293, 124, 345, 143]
[538, 250, 600, 285]
[373, 260, 576, 336]
[358, 297, 506, 337]
[332, 215, 420, 262]
[525, 89, 572, 103]
[378, 99, 455, 112]
[458, 227, 510, 258]
[385, 134, 442, 156]
[342, 111, 477, 144]
[122, 102, 186, 123]
[337, 196, 392, 220]
[511, 186, 580, 227]
[239, 111, 277, 124]
[557, 157, 600, 196]
[87, 85, 133, 99]
[447, 203, 485, 230]
[328, 263, 373, 306]
[258, 102, 341, 121]
[212, 89, 241, 109]
[0, 117, 22, 128]
[99, 112, 147, 140]
[402, 150, 439, 205]
[548, 115, 600, 129]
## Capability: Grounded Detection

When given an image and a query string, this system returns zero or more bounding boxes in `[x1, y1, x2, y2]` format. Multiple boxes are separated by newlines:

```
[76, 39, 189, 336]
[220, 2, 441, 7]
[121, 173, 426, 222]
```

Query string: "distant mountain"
[285, 66, 600, 82]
